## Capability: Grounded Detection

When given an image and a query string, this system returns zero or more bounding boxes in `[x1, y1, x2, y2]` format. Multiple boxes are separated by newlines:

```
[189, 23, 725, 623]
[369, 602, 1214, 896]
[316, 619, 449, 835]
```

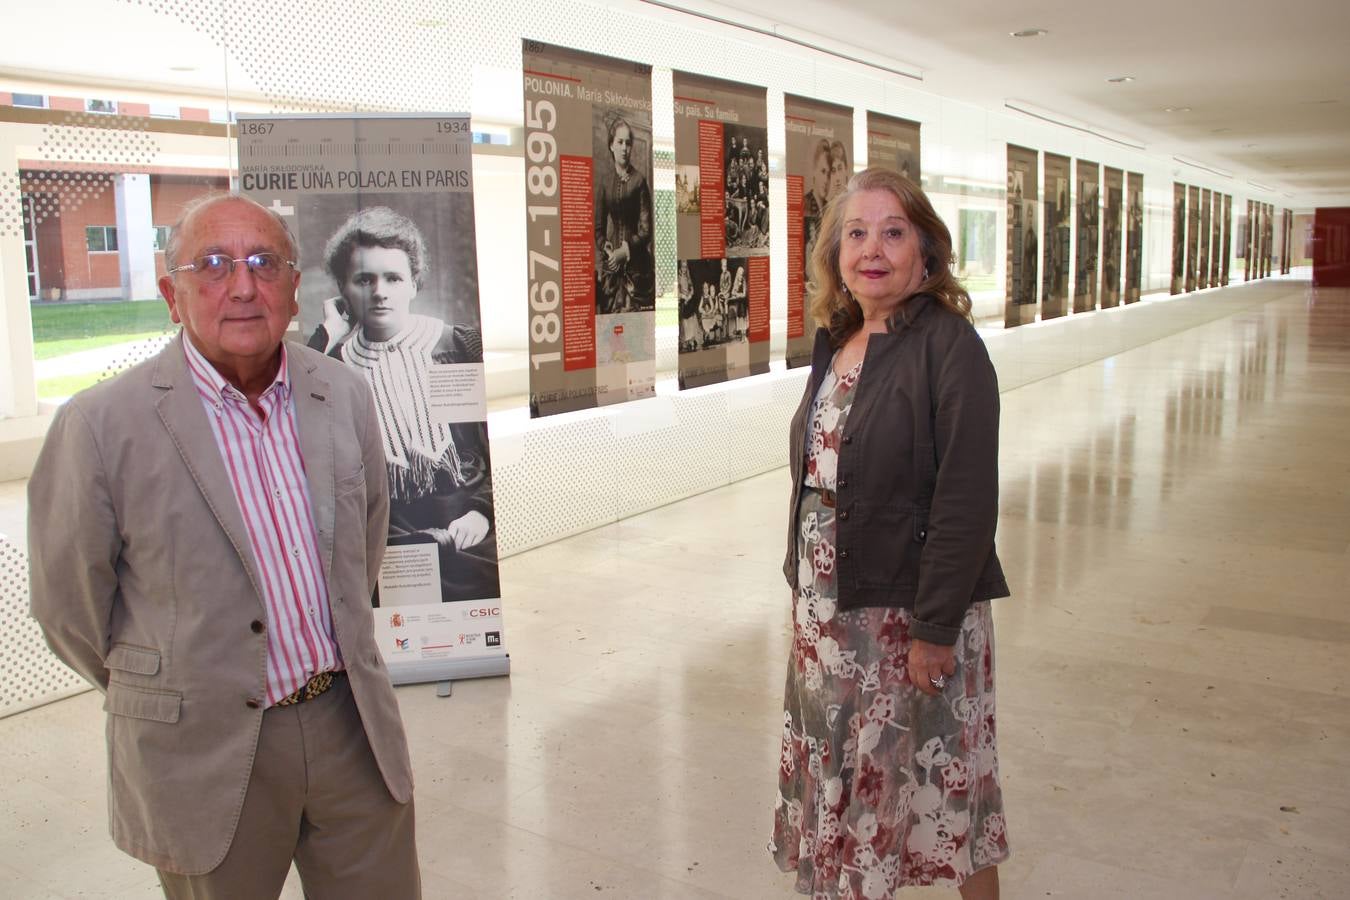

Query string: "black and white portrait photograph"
[298, 192, 500, 605]
[592, 105, 655, 315]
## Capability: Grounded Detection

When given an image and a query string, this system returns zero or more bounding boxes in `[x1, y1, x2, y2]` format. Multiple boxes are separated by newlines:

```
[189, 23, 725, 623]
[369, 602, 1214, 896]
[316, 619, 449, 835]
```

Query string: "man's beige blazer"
[28, 334, 413, 875]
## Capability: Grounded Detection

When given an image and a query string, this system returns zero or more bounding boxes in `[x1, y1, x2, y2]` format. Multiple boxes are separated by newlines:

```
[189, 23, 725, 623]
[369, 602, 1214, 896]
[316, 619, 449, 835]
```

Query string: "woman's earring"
[923, 267, 930, 280]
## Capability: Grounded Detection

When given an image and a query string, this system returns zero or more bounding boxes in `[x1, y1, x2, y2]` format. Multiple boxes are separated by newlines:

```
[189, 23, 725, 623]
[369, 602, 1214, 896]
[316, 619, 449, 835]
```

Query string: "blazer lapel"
[289, 348, 336, 580]
[151, 335, 265, 602]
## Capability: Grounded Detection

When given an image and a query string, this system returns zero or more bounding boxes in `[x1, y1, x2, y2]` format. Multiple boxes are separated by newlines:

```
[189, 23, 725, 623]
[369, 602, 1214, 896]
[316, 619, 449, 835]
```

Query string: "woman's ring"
[929, 674, 947, 689]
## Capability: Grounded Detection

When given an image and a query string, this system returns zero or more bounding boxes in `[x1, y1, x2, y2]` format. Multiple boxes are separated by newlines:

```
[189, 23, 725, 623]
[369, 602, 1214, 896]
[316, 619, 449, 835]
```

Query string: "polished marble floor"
[2, 282, 1348, 898]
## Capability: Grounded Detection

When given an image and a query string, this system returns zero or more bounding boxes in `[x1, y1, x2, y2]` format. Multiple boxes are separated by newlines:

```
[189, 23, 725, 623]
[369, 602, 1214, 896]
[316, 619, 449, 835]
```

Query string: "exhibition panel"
[781, 93, 852, 369]
[671, 70, 770, 389]
[239, 114, 507, 684]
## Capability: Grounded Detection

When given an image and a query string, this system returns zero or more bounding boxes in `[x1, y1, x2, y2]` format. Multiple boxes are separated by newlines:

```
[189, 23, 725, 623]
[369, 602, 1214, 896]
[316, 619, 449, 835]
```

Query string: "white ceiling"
[706, 0, 1350, 206]
[3, 0, 1346, 206]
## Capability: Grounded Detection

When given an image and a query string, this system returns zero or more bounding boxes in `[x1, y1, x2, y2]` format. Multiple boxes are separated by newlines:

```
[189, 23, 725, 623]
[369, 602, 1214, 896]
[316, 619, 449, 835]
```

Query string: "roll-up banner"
[521, 40, 655, 418]
[1005, 144, 1039, 328]
[1172, 183, 1187, 295]
[1125, 172, 1143, 304]
[1215, 192, 1225, 288]
[1258, 203, 1269, 277]
[671, 71, 770, 388]
[1282, 208, 1293, 275]
[1252, 203, 1259, 279]
[1197, 189, 1211, 290]
[1186, 185, 1201, 292]
[1242, 200, 1252, 281]
[1073, 159, 1100, 313]
[1041, 152, 1070, 319]
[1221, 194, 1232, 286]
[238, 113, 508, 686]
[1101, 166, 1123, 309]
[865, 111, 921, 183]
[783, 94, 853, 367]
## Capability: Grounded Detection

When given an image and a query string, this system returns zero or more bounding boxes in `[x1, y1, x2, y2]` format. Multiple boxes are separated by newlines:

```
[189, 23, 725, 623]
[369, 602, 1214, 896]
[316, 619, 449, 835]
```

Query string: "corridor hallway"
[2, 281, 1347, 898]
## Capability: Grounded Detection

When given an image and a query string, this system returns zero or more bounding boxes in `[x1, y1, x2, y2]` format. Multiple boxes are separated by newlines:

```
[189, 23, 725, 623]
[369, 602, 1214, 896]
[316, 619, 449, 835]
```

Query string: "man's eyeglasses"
[168, 252, 296, 283]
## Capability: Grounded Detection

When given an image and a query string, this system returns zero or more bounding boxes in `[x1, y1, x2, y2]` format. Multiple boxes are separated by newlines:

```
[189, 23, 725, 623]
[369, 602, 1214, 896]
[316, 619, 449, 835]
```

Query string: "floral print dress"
[771, 359, 1010, 898]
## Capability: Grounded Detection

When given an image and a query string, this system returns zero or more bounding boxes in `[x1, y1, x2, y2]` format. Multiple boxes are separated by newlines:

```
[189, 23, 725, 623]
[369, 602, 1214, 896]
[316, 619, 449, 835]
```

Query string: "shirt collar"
[181, 331, 291, 406]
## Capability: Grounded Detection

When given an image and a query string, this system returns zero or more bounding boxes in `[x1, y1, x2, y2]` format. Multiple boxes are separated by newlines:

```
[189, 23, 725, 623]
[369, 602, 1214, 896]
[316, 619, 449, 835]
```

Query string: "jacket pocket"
[105, 643, 161, 676]
[104, 683, 181, 723]
[852, 505, 919, 590]
[335, 465, 366, 497]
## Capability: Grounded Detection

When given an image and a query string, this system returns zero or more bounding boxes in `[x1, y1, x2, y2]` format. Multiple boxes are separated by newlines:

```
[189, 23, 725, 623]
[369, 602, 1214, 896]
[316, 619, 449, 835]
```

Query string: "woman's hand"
[442, 510, 489, 550]
[908, 638, 957, 697]
[319, 296, 353, 352]
[604, 241, 630, 271]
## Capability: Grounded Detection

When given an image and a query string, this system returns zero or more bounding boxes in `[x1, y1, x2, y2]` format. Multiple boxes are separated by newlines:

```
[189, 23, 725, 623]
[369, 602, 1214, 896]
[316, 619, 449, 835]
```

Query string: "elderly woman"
[595, 114, 654, 315]
[307, 206, 498, 603]
[771, 168, 1010, 899]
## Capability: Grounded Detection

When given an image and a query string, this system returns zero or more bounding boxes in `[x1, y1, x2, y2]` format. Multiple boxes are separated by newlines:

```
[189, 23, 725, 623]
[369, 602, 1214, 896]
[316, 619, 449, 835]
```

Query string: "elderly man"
[28, 193, 420, 898]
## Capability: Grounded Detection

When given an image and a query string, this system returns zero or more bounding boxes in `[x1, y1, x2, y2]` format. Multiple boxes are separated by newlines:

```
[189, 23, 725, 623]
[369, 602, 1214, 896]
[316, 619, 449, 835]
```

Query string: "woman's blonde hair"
[808, 167, 971, 346]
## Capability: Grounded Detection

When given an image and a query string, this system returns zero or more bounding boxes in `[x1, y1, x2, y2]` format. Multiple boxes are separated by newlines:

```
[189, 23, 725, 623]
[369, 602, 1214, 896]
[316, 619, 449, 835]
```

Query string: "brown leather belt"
[807, 485, 837, 508]
[275, 670, 341, 707]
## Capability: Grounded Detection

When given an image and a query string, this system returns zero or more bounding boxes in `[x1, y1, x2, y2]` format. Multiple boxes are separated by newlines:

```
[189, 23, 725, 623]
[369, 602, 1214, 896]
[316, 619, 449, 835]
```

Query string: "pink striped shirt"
[182, 336, 341, 706]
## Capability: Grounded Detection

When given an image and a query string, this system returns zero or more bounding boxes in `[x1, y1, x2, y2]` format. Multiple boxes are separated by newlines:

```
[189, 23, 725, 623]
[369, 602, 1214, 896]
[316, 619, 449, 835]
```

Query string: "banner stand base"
[388, 655, 511, 689]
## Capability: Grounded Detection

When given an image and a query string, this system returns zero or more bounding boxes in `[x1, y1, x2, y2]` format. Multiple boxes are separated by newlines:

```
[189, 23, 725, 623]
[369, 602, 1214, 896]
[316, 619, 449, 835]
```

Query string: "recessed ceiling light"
[169, 65, 197, 72]
[1163, 106, 1192, 113]
[1010, 28, 1048, 38]
[1210, 127, 1232, 134]
[1106, 75, 1135, 83]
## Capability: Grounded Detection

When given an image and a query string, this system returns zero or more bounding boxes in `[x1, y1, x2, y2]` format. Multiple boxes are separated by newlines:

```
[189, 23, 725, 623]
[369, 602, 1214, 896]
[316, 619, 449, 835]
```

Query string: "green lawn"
[31, 300, 173, 398]
[961, 272, 999, 293]
[31, 301, 172, 359]
[36, 372, 109, 399]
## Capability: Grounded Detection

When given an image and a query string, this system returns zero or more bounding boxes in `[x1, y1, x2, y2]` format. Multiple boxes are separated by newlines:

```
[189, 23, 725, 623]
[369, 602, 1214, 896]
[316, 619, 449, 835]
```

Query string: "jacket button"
[837, 479, 848, 489]
[919, 529, 928, 540]
[842, 436, 853, 445]
[250, 620, 265, 634]
[839, 549, 850, 560]
[839, 510, 850, 520]
[245, 698, 262, 709]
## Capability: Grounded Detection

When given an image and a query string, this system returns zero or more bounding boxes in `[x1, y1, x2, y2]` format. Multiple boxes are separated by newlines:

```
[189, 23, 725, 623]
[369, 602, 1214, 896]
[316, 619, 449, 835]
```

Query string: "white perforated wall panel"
[0, 538, 86, 718]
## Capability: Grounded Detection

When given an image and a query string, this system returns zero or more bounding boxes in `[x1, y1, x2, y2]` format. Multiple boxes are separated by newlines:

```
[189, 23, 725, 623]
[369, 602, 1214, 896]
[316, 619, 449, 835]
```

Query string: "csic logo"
[389, 613, 404, 628]
[393, 637, 410, 651]
[463, 607, 502, 619]
[485, 631, 502, 647]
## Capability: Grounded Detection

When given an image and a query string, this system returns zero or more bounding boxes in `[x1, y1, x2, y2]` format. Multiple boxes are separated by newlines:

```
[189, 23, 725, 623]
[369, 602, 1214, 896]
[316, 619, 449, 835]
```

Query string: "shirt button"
[292, 547, 300, 556]
[250, 620, 265, 634]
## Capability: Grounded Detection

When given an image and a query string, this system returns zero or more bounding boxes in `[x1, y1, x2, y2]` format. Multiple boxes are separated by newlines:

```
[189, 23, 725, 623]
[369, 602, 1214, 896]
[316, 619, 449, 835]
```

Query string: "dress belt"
[807, 485, 837, 508]
[274, 670, 343, 707]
